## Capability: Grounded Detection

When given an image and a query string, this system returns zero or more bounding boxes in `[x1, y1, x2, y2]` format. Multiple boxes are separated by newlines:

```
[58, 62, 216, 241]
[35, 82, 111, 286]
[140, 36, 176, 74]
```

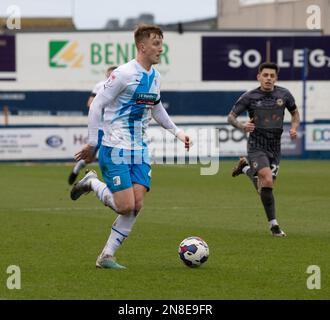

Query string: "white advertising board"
[0, 127, 87, 160]
[14, 32, 200, 91]
[306, 124, 330, 150]
[0, 124, 305, 161]
[0, 125, 243, 161]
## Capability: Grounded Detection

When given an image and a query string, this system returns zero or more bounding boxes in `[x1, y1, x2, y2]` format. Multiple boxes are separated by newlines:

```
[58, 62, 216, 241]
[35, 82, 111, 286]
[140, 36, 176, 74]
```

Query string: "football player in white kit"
[68, 66, 117, 185]
[70, 24, 192, 269]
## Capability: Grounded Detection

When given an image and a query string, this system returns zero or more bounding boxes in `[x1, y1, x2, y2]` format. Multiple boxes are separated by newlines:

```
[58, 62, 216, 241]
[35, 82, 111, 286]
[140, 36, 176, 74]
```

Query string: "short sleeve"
[231, 93, 250, 116]
[285, 90, 297, 112]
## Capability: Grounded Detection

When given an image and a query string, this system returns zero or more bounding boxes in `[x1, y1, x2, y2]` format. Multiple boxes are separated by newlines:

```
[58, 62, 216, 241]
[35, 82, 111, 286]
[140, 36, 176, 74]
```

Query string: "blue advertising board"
[202, 36, 330, 81]
[0, 35, 16, 80]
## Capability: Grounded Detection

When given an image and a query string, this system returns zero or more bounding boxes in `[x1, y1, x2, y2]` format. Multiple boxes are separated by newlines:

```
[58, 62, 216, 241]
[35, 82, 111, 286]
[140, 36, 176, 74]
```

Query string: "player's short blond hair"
[134, 24, 163, 46]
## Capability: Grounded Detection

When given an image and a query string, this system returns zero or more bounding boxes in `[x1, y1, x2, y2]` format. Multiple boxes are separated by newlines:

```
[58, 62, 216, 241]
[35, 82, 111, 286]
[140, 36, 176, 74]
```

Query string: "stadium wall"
[1, 31, 330, 121]
[0, 31, 330, 160]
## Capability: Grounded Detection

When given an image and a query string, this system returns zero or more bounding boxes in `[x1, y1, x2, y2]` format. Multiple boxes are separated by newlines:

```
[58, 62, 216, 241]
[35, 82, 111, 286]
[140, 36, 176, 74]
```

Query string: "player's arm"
[227, 94, 255, 133]
[75, 72, 125, 162]
[227, 111, 254, 132]
[286, 91, 300, 139]
[289, 108, 300, 139]
[86, 94, 96, 108]
[75, 93, 108, 162]
[87, 82, 101, 108]
[151, 101, 192, 151]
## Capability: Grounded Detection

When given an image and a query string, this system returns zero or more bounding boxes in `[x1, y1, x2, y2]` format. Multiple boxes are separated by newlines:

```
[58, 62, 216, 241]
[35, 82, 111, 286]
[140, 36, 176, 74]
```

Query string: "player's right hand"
[244, 119, 255, 133]
[289, 128, 297, 139]
[176, 130, 193, 151]
[75, 144, 96, 163]
[184, 136, 192, 151]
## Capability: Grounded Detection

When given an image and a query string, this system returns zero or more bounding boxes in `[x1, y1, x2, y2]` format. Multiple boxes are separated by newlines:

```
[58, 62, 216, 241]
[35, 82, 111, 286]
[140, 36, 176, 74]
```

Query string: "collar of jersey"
[133, 59, 155, 75]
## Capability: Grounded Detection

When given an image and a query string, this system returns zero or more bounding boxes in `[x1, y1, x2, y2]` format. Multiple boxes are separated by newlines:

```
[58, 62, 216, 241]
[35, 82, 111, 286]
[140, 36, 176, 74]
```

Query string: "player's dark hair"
[134, 24, 163, 45]
[258, 62, 279, 74]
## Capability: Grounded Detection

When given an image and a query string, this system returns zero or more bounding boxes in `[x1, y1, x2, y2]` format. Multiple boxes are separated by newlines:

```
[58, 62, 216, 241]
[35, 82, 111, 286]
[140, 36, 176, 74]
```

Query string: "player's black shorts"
[247, 150, 280, 178]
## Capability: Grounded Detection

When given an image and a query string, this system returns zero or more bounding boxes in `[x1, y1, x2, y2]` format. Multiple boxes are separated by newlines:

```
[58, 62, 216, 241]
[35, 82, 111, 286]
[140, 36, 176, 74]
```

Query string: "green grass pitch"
[0, 160, 329, 299]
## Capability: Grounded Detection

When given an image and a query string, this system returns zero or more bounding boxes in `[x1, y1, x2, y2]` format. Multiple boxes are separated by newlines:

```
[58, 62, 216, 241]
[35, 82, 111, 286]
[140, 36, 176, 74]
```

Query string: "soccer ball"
[178, 236, 209, 268]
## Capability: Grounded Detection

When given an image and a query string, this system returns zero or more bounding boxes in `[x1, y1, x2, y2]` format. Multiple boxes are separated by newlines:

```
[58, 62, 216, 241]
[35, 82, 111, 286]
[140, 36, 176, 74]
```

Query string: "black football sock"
[260, 187, 276, 222]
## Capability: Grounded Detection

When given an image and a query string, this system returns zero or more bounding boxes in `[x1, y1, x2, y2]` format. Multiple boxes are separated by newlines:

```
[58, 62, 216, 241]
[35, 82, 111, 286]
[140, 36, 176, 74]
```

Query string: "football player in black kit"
[227, 62, 300, 237]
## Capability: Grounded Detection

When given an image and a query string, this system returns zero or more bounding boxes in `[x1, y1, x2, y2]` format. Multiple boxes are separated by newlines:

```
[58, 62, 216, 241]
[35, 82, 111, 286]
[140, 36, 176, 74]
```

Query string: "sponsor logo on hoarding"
[202, 36, 330, 81]
[313, 128, 330, 142]
[49, 41, 83, 68]
[306, 125, 330, 150]
[46, 135, 63, 148]
[49, 40, 169, 70]
[217, 127, 247, 142]
[90, 42, 169, 66]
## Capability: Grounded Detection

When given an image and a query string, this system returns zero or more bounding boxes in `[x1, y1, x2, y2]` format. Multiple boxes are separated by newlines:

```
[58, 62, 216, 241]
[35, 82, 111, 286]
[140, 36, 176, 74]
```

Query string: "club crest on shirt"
[252, 161, 258, 169]
[276, 98, 284, 107]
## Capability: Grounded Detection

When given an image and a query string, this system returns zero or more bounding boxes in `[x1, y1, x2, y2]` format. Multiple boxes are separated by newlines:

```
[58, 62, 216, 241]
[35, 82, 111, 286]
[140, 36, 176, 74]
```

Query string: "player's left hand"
[75, 144, 96, 163]
[289, 128, 297, 140]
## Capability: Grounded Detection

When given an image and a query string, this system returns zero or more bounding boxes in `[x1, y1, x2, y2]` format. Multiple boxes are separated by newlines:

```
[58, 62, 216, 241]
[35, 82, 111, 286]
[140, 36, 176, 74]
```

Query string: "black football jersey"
[231, 86, 297, 154]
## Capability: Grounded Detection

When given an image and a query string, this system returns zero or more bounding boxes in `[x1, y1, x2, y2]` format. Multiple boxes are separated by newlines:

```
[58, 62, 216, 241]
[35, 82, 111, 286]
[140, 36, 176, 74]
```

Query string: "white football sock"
[72, 159, 86, 174]
[90, 178, 117, 212]
[242, 166, 250, 174]
[269, 219, 278, 227]
[102, 211, 137, 257]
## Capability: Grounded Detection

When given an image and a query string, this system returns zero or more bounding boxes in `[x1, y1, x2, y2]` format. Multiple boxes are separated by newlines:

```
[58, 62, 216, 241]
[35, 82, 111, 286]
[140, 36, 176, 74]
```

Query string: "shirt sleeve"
[91, 84, 100, 95]
[231, 93, 250, 116]
[90, 81, 104, 96]
[151, 101, 180, 136]
[87, 70, 126, 146]
[100, 70, 126, 100]
[285, 90, 297, 112]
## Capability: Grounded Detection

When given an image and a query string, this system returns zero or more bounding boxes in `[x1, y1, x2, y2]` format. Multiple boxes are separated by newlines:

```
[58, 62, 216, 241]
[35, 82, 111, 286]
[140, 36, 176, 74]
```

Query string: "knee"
[259, 176, 273, 188]
[258, 170, 273, 188]
[115, 203, 136, 215]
